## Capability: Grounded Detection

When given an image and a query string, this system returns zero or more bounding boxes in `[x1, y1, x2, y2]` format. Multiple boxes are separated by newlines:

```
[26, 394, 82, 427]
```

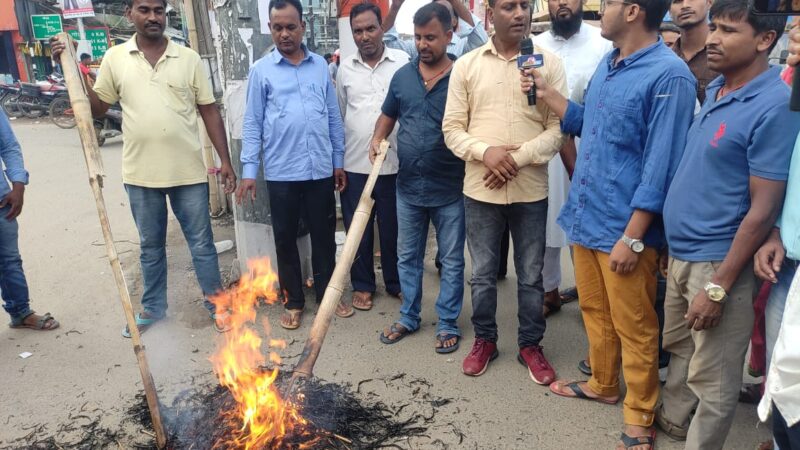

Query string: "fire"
[208, 258, 310, 449]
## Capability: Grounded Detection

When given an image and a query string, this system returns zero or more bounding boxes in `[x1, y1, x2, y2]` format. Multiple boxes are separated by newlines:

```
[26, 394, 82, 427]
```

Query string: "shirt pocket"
[163, 80, 195, 115]
[302, 82, 327, 119]
[605, 104, 641, 151]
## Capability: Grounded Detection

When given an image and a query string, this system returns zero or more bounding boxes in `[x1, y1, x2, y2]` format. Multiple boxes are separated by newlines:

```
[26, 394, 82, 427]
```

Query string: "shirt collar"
[480, 36, 521, 60]
[673, 37, 707, 61]
[607, 37, 663, 69]
[271, 44, 313, 64]
[351, 45, 397, 66]
[707, 65, 784, 102]
[125, 34, 179, 57]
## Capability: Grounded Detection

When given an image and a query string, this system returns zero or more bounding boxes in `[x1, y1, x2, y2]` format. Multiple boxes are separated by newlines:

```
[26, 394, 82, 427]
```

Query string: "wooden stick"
[55, 33, 167, 449]
[292, 141, 390, 379]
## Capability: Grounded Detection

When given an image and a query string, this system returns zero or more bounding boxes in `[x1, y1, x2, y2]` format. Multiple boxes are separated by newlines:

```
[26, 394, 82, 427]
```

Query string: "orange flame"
[208, 258, 310, 449]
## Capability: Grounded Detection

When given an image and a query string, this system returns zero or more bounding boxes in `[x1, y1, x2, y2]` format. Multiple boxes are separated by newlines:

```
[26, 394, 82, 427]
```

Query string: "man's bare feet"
[16, 312, 60, 330]
[280, 309, 303, 330]
[549, 380, 619, 404]
[351, 291, 373, 311]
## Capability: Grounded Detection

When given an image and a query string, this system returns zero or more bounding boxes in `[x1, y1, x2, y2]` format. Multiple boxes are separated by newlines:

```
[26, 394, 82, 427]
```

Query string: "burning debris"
[1, 258, 455, 449]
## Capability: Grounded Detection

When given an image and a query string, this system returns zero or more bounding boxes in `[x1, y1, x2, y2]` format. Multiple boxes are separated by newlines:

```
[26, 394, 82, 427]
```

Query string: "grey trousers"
[659, 258, 756, 450]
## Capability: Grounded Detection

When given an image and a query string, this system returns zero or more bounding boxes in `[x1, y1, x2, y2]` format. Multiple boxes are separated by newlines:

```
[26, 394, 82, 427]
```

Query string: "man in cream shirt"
[337, 3, 410, 311]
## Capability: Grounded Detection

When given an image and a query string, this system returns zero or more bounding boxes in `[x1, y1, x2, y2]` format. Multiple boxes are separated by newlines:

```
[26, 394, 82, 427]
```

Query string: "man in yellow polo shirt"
[51, 0, 236, 337]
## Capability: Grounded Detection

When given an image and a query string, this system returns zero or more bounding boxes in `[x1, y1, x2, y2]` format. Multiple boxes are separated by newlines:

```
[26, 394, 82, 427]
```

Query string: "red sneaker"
[518, 345, 556, 385]
[462, 338, 499, 376]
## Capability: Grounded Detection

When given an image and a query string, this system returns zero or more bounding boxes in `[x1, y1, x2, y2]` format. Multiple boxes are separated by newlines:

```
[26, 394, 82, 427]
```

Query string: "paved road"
[0, 119, 768, 449]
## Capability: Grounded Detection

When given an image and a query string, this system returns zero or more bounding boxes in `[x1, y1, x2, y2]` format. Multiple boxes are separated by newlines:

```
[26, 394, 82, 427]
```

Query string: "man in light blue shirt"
[237, 0, 350, 329]
[381, 0, 489, 58]
[0, 111, 59, 331]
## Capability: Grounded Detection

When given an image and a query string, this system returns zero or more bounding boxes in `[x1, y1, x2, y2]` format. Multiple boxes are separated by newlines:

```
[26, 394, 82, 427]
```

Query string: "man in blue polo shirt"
[656, 2, 799, 448]
[371, 3, 466, 354]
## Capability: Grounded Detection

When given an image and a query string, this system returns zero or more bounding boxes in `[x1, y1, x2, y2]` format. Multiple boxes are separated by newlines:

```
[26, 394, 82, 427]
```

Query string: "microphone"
[520, 37, 536, 106]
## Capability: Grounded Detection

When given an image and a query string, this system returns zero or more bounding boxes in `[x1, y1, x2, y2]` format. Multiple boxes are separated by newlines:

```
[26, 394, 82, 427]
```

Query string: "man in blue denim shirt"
[237, 0, 350, 329]
[372, 4, 466, 354]
[0, 111, 59, 331]
[522, 0, 695, 445]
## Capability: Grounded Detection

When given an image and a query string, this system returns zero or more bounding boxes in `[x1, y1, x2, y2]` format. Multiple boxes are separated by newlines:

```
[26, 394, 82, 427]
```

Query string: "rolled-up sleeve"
[443, 61, 489, 161]
[0, 112, 28, 185]
[458, 14, 489, 53]
[326, 74, 345, 169]
[514, 56, 567, 166]
[630, 75, 696, 213]
[383, 27, 417, 59]
[561, 100, 585, 137]
[241, 66, 266, 180]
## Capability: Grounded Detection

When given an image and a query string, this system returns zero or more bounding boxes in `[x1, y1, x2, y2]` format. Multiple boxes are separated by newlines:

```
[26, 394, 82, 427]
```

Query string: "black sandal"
[379, 323, 414, 344]
[619, 430, 655, 450]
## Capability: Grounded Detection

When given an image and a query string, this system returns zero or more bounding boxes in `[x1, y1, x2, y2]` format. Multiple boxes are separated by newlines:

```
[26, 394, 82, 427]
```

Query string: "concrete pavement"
[0, 119, 769, 449]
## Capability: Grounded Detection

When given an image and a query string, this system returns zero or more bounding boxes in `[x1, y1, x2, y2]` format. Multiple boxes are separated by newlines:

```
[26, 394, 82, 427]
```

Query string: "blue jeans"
[766, 257, 799, 367]
[396, 195, 465, 335]
[465, 197, 547, 348]
[125, 183, 222, 318]
[0, 205, 31, 321]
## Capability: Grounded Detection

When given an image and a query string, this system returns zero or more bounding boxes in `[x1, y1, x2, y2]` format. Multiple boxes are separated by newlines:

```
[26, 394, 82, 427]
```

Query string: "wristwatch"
[621, 235, 645, 253]
[704, 282, 727, 303]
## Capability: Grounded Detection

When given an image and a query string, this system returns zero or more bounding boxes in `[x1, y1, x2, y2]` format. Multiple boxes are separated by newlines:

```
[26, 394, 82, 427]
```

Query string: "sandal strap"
[37, 312, 53, 328]
[566, 382, 590, 400]
[620, 432, 654, 449]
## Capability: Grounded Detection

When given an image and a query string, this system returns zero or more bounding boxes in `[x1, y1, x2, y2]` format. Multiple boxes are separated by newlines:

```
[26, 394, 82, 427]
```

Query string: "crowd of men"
[0, 0, 795, 447]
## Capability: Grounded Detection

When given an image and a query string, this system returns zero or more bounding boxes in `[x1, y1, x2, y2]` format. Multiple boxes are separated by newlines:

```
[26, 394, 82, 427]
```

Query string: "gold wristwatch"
[704, 282, 727, 303]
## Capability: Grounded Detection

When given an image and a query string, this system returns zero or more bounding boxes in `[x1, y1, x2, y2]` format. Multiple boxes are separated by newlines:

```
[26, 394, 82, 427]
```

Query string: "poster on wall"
[59, 0, 95, 19]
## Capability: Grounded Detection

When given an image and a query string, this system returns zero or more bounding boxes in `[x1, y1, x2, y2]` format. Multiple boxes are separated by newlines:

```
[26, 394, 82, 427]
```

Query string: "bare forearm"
[560, 137, 577, 178]
[624, 210, 655, 240]
[382, 2, 401, 31]
[540, 87, 569, 119]
[449, 0, 474, 26]
[373, 114, 396, 141]
[198, 103, 232, 166]
[85, 82, 109, 118]
[713, 211, 780, 291]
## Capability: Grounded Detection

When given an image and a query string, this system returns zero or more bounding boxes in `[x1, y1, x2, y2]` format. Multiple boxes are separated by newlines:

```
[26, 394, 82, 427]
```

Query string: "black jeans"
[340, 172, 400, 295]
[774, 404, 800, 449]
[465, 197, 547, 348]
[267, 177, 336, 310]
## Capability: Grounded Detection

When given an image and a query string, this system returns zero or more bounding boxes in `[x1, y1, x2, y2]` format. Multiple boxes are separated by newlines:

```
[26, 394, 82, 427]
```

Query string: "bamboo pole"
[55, 33, 167, 449]
[182, 0, 224, 215]
[291, 141, 390, 382]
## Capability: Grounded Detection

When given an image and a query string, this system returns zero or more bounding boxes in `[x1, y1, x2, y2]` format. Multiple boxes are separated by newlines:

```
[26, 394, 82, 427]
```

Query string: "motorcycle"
[0, 83, 22, 118]
[15, 75, 68, 119]
[94, 105, 122, 147]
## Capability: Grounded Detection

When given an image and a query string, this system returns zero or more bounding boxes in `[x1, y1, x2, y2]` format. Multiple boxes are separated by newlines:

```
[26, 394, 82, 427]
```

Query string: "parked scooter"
[0, 82, 22, 118]
[95, 105, 122, 147]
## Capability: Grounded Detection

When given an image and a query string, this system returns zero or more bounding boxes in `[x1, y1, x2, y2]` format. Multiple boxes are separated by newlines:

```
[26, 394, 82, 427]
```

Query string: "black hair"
[350, 2, 383, 26]
[324, 52, 332, 59]
[629, 0, 671, 31]
[709, 0, 786, 53]
[659, 22, 681, 33]
[269, 0, 304, 21]
[413, 2, 453, 32]
[125, 0, 168, 8]
[80, 53, 91, 60]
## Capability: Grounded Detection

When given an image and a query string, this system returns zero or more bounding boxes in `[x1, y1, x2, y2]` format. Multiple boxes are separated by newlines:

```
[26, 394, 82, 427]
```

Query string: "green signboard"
[30, 15, 64, 41]
[67, 28, 110, 58]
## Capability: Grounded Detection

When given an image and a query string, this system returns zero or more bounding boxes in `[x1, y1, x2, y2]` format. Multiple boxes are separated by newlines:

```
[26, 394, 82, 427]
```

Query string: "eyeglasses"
[599, 0, 634, 13]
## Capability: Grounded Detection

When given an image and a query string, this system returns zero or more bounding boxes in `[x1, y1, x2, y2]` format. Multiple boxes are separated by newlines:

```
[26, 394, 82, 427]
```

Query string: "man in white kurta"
[532, 1, 612, 314]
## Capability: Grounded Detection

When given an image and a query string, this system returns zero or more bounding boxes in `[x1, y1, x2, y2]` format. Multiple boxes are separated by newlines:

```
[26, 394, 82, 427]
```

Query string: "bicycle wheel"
[17, 95, 44, 119]
[49, 96, 76, 129]
[1, 93, 23, 118]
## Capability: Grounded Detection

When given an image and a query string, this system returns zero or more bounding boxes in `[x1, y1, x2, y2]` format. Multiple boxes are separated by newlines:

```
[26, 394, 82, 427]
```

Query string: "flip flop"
[280, 309, 303, 330]
[9, 312, 60, 331]
[351, 292, 373, 311]
[335, 301, 355, 318]
[549, 380, 619, 405]
[211, 311, 231, 333]
[435, 332, 460, 354]
[560, 287, 579, 303]
[379, 323, 414, 344]
[578, 359, 593, 376]
[122, 313, 159, 338]
[618, 429, 656, 450]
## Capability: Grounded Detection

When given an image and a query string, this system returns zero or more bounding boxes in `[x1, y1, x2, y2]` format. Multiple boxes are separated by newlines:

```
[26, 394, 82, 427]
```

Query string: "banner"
[59, 0, 95, 19]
